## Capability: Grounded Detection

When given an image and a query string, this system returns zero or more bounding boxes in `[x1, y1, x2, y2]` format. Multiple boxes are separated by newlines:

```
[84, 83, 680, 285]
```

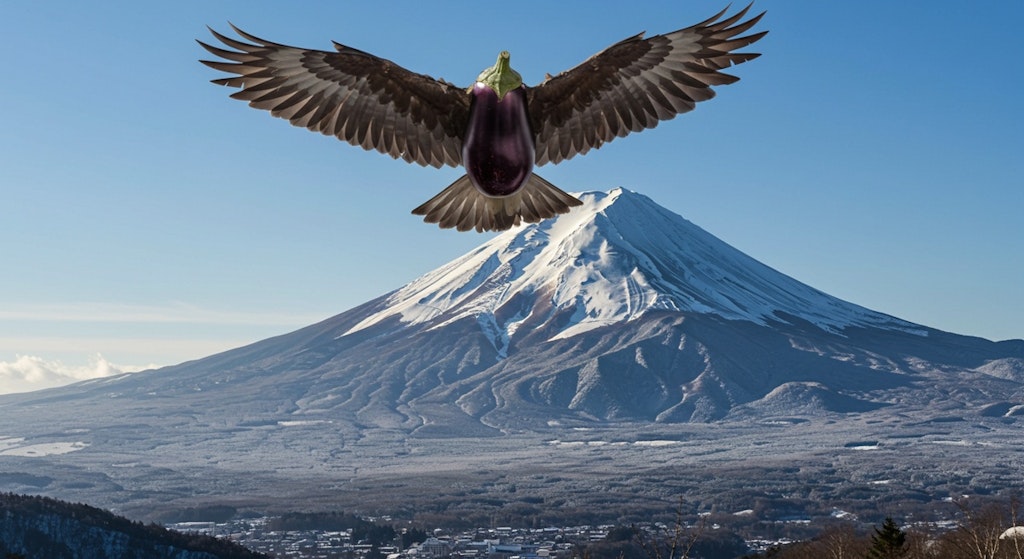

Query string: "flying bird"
[199, 5, 766, 232]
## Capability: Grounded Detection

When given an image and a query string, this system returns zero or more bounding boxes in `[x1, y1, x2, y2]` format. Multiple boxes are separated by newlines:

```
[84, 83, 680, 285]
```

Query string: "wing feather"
[412, 174, 581, 232]
[199, 25, 469, 168]
[527, 4, 766, 165]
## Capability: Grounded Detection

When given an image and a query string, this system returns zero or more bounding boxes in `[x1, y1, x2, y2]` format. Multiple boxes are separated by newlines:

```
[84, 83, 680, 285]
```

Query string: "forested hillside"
[0, 493, 266, 559]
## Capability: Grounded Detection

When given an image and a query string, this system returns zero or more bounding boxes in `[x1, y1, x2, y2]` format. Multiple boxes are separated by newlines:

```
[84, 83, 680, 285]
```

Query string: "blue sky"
[1, 1, 1021, 393]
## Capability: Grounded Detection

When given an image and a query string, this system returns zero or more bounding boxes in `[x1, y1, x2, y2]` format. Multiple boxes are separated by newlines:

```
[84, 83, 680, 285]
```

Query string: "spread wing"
[198, 25, 470, 168]
[526, 4, 766, 166]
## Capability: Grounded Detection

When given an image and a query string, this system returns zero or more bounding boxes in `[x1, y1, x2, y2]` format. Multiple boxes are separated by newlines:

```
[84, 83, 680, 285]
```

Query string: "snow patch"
[545, 439, 676, 448]
[277, 420, 332, 427]
[1001, 526, 1024, 540]
[845, 441, 881, 451]
[930, 439, 971, 446]
[0, 437, 26, 452]
[0, 438, 89, 457]
[632, 440, 680, 447]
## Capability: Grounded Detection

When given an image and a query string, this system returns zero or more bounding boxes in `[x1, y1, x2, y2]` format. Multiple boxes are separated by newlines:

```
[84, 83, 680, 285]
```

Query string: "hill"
[0, 493, 265, 558]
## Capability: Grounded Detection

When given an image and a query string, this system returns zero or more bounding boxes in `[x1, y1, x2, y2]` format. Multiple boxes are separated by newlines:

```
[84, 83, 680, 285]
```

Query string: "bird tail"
[411, 174, 582, 232]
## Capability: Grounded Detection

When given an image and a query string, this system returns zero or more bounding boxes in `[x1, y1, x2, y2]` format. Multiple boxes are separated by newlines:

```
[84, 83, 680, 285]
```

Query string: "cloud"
[0, 301, 327, 395]
[0, 354, 153, 395]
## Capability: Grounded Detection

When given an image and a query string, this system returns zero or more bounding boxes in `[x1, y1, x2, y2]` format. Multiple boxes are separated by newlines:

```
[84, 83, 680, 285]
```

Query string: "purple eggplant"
[462, 83, 535, 197]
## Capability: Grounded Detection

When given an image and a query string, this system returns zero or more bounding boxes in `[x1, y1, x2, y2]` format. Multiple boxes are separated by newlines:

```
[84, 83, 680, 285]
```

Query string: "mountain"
[348, 187, 922, 340]
[1, 188, 1023, 523]
[99, 188, 1009, 426]
[0, 493, 266, 559]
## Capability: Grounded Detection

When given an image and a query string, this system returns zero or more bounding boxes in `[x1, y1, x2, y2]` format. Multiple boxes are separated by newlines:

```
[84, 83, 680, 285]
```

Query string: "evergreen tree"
[401, 527, 428, 548]
[866, 517, 906, 559]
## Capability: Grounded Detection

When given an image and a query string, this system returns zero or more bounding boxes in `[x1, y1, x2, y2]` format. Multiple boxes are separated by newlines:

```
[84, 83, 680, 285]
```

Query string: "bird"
[198, 5, 766, 232]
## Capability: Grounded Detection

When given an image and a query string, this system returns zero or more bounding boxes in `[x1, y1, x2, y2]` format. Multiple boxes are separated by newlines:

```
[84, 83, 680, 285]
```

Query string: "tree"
[402, 527, 429, 548]
[941, 499, 1013, 559]
[818, 523, 869, 559]
[867, 517, 907, 559]
[748, 523, 871, 559]
[1008, 494, 1024, 559]
[632, 498, 702, 559]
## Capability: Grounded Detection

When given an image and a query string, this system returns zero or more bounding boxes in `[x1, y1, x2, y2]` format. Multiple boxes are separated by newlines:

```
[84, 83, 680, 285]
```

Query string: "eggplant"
[462, 72, 535, 197]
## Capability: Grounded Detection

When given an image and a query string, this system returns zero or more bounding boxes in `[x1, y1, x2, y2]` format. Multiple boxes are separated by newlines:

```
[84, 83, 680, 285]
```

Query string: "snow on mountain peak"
[344, 189, 924, 346]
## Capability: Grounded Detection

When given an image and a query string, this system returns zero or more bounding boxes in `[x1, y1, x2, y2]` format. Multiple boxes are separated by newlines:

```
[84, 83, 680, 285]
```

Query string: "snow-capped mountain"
[2, 188, 1024, 522]
[4, 187, 1019, 428]
[347, 188, 924, 348]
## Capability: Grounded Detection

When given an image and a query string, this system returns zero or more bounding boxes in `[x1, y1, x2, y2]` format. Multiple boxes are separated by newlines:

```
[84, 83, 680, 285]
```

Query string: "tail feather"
[412, 174, 582, 232]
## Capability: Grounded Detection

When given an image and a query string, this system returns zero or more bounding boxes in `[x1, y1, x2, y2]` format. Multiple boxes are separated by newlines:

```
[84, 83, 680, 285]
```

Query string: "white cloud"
[0, 301, 327, 394]
[0, 354, 153, 395]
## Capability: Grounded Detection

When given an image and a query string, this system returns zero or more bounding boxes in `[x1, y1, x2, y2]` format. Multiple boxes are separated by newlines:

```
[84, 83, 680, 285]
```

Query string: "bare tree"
[749, 523, 870, 559]
[902, 526, 943, 559]
[820, 523, 870, 559]
[1003, 495, 1024, 559]
[944, 499, 1009, 559]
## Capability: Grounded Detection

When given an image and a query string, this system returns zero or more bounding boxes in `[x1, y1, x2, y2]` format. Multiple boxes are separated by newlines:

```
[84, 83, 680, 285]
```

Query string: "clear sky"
[1, 1, 1021, 394]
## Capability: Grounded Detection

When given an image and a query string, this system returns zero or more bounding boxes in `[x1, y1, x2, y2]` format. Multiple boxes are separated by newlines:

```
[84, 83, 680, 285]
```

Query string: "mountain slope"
[148, 189, 1019, 426]
[5, 189, 1020, 429]
[347, 189, 925, 344]
[2, 188, 1023, 522]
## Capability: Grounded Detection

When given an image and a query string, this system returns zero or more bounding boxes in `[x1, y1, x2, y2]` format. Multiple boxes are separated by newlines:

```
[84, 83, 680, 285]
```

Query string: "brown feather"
[412, 175, 582, 233]
[199, 26, 469, 169]
[526, 4, 766, 165]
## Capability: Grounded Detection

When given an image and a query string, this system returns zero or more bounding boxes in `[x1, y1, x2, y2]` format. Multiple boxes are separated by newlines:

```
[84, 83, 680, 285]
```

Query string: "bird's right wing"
[199, 25, 470, 168]
[526, 4, 766, 166]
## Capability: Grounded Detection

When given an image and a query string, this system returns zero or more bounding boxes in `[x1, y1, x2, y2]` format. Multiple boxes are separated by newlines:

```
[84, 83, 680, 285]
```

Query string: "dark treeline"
[581, 525, 750, 559]
[575, 497, 1024, 559]
[0, 493, 266, 559]
[267, 511, 428, 547]
[743, 499, 1024, 559]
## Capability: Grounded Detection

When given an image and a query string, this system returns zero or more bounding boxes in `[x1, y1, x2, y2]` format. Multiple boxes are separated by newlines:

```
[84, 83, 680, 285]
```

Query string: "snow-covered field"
[0, 436, 88, 457]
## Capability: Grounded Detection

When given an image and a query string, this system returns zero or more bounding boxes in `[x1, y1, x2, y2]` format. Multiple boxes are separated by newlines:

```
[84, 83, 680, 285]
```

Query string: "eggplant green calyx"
[475, 51, 523, 100]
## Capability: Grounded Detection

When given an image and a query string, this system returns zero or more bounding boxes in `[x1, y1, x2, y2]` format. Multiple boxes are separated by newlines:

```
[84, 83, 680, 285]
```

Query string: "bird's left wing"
[527, 4, 766, 166]
[199, 25, 470, 168]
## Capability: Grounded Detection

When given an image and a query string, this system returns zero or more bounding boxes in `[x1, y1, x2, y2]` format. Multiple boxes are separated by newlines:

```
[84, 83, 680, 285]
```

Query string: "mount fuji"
[2, 188, 1023, 522]
[350, 188, 922, 342]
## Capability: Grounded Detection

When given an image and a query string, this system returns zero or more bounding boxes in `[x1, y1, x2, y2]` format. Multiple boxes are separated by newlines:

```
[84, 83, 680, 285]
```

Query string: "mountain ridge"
[0, 492, 266, 558]
[346, 189, 928, 347]
[6, 189, 1021, 425]
[2, 188, 1023, 522]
